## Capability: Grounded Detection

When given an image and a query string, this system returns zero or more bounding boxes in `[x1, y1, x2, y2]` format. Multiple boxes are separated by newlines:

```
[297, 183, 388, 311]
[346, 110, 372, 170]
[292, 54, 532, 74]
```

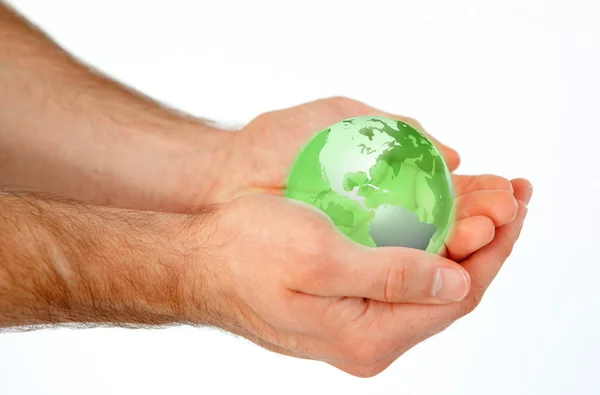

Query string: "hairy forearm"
[0, 191, 212, 329]
[0, 3, 228, 210]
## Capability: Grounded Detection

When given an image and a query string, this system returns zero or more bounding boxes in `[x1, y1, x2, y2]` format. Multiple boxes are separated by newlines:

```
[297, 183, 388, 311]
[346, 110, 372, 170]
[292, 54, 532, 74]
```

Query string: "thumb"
[301, 246, 471, 305]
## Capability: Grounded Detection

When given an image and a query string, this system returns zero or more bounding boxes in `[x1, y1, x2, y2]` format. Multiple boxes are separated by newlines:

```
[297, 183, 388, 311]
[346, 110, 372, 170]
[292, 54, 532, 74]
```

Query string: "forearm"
[0, 3, 228, 210]
[0, 191, 212, 329]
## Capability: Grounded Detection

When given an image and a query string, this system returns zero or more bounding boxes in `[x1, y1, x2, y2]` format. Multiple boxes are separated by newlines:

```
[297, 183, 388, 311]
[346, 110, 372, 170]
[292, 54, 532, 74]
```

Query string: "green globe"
[285, 116, 455, 254]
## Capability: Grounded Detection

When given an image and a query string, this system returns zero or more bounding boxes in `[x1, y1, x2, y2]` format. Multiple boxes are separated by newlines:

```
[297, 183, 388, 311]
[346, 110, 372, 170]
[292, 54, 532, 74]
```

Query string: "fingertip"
[511, 177, 532, 187]
[495, 190, 520, 225]
[475, 215, 497, 246]
[511, 178, 533, 204]
[445, 148, 461, 172]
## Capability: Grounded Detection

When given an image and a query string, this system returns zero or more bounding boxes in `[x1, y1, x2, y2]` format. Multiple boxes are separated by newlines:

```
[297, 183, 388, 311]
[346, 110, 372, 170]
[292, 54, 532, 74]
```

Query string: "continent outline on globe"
[285, 115, 455, 254]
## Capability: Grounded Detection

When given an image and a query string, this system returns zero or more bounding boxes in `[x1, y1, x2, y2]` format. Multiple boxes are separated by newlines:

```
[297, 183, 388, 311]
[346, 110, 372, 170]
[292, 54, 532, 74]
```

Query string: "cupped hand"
[189, 178, 531, 377]
[207, 96, 520, 262]
[329, 178, 532, 377]
[208, 96, 461, 202]
[175, 96, 531, 377]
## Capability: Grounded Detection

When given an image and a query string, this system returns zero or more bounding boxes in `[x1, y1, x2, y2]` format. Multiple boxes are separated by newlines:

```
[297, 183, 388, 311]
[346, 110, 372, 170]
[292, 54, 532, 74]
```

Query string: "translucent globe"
[285, 116, 455, 254]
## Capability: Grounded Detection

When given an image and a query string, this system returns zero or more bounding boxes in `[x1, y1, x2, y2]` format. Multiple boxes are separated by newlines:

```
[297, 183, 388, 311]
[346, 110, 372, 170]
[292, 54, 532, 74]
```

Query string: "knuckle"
[325, 96, 370, 117]
[479, 218, 496, 245]
[247, 110, 278, 130]
[464, 176, 480, 193]
[494, 176, 514, 192]
[479, 174, 512, 191]
[326, 96, 355, 108]
[488, 192, 516, 223]
[462, 217, 494, 249]
[459, 228, 478, 251]
[384, 264, 409, 302]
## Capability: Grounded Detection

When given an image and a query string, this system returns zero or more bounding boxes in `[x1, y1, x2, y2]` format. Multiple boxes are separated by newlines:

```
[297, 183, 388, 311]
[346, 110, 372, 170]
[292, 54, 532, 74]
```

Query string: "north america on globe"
[285, 116, 455, 254]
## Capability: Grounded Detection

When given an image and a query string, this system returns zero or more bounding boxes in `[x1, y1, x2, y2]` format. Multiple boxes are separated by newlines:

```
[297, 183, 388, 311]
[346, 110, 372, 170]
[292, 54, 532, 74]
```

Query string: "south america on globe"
[285, 116, 455, 254]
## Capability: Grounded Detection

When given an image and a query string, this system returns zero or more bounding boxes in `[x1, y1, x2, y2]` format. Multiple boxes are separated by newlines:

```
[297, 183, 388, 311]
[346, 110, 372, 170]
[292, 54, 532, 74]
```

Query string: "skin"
[0, 3, 533, 377]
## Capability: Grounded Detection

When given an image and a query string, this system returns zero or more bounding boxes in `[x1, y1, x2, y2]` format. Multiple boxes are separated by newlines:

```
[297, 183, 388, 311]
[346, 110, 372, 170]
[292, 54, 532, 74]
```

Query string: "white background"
[1, 0, 599, 394]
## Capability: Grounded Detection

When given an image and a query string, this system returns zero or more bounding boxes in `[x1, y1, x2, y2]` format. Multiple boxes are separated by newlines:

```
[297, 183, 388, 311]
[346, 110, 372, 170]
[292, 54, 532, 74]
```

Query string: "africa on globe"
[285, 116, 455, 254]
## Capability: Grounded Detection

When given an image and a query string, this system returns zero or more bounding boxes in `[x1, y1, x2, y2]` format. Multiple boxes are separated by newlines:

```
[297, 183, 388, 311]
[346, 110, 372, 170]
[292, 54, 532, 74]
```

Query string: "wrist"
[65, 205, 221, 326]
[69, 110, 235, 212]
[133, 117, 235, 211]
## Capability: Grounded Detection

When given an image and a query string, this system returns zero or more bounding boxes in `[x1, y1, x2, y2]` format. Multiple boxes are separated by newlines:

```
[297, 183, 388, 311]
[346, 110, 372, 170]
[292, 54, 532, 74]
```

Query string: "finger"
[370, 183, 531, 342]
[292, 245, 471, 305]
[511, 178, 533, 204]
[453, 174, 514, 196]
[445, 216, 496, 261]
[455, 190, 518, 226]
[377, 200, 528, 337]
[459, 201, 528, 300]
[342, 246, 472, 304]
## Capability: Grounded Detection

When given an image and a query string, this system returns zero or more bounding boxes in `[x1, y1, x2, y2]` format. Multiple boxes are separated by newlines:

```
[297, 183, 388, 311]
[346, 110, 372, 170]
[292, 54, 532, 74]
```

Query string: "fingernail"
[432, 268, 470, 302]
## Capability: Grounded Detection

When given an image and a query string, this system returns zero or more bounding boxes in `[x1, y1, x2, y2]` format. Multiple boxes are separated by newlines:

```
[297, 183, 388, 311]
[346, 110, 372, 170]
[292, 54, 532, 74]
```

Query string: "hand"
[207, 96, 461, 203]
[186, 178, 531, 377]
[204, 97, 520, 261]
